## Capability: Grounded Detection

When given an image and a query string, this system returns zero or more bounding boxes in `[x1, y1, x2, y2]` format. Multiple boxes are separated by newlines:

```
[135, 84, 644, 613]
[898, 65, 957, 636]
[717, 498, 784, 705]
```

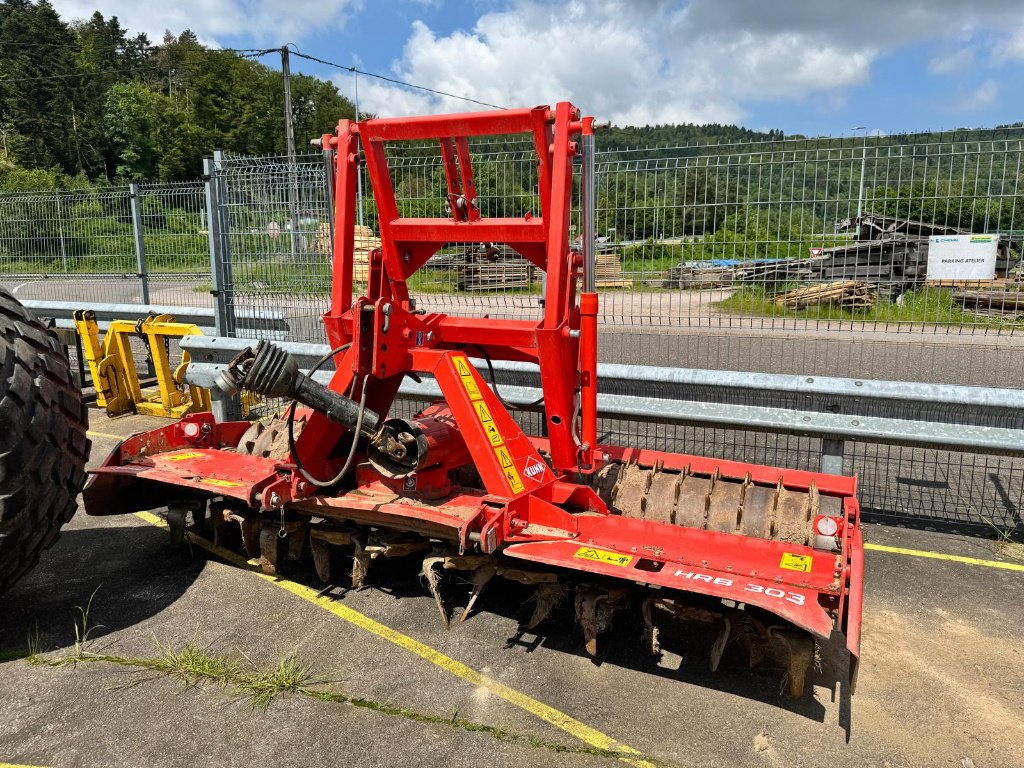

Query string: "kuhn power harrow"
[85, 102, 863, 697]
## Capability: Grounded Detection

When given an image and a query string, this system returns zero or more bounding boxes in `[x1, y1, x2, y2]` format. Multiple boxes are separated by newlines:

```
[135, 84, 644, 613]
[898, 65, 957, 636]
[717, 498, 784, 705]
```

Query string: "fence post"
[322, 146, 335, 249]
[203, 154, 242, 422]
[128, 182, 150, 305]
[54, 192, 68, 272]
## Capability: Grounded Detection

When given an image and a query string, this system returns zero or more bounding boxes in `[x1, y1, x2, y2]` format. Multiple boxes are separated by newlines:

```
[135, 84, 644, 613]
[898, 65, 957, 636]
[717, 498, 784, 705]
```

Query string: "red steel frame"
[85, 102, 862, 685]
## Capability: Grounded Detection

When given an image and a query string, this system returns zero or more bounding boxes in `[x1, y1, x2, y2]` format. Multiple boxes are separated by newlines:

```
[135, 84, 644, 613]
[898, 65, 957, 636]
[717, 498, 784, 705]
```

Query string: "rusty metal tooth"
[351, 537, 370, 589]
[526, 581, 566, 629]
[258, 524, 282, 574]
[421, 554, 449, 628]
[166, 504, 190, 545]
[709, 615, 732, 672]
[310, 536, 333, 583]
[774, 628, 816, 698]
[459, 562, 498, 623]
[239, 517, 262, 559]
[574, 586, 627, 657]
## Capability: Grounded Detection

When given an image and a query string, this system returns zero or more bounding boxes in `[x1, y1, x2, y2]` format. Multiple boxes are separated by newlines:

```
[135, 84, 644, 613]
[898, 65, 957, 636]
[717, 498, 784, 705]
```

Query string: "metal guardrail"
[23, 300, 288, 338]
[180, 336, 1024, 471]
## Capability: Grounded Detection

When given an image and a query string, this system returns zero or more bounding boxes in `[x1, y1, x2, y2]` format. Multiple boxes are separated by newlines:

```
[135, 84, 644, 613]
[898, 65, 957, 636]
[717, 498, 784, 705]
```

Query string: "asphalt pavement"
[1, 412, 1022, 768]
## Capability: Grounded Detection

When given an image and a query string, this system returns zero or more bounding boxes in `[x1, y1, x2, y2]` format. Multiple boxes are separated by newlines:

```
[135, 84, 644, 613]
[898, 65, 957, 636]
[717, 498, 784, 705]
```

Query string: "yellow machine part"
[73, 311, 213, 418]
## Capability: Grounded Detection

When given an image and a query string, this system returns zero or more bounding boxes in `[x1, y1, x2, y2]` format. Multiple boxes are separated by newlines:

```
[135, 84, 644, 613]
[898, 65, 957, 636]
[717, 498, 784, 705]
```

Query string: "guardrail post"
[820, 438, 845, 475]
[204, 154, 242, 421]
[204, 154, 236, 338]
[128, 182, 150, 305]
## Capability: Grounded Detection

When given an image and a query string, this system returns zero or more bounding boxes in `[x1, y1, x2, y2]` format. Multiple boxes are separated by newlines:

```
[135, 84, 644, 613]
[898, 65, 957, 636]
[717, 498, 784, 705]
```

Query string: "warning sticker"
[574, 546, 634, 567]
[780, 552, 813, 572]
[166, 452, 203, 462]
[473, 400, 504, 446]
[454, 356, 482, 400]
[493, 445, 525, 494]
[199, 477, 243, 488]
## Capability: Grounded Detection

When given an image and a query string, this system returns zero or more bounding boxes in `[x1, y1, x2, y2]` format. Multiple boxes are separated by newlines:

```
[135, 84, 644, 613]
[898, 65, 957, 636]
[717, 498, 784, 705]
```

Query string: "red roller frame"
[84, 101, 862, 687]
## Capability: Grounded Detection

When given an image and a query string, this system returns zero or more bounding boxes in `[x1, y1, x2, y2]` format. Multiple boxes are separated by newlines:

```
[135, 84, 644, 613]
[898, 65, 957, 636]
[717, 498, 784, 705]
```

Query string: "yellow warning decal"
[574, 546, 634, 567]
[493, 445, 525, 494]
[473, 400, 504, 447]
[165, 452, 203, 461]
[780, 552, 813, 572]
[199, 478, 243, 488]
[453, 356, 482, 400]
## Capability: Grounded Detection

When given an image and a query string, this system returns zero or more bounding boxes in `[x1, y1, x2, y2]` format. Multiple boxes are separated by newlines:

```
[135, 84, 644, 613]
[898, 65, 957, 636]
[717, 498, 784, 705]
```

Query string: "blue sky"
[51, 0, 1024, 137]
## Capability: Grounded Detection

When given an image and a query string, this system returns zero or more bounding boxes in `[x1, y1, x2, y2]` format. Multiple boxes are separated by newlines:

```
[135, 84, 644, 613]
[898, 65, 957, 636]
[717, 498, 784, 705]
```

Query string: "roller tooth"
[526, 582, 566, 630]
[777, 629, 816, 698]
[709, 616, 732, 672]
[575, 588, 602, 657]
[310, 537, 333, 582]
[421, 555, 449, 629]
[258, 524, 282, 575]
[240, 517, 262, 559]
[351, 538, 371, 589]
[459, 563, 497, 623]
[166, 505, 189, 545]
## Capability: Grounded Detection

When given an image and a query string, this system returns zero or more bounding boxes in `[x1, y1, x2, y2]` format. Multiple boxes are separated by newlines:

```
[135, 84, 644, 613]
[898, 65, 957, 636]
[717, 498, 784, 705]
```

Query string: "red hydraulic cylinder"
[580, 291, 598, 469]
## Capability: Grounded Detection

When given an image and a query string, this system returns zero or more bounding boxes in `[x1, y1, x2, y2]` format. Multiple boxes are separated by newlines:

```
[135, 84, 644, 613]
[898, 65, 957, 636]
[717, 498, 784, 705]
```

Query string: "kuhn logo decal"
[523, 456, 547, 481]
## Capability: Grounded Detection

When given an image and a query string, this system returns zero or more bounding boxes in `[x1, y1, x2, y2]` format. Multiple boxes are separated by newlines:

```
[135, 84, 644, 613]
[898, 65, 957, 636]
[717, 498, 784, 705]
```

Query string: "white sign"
[926, 234, 998, 280]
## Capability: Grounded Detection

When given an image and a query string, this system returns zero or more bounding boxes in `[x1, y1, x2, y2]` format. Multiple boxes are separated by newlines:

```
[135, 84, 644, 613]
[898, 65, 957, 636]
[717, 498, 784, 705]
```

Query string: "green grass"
[27, 637, 654, 762]
[715, 284, 1024, 328]
[17, 594, 656, 762]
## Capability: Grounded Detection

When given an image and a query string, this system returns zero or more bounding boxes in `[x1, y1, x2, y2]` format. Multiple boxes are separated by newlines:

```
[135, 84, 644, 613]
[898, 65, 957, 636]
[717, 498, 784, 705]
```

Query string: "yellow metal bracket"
[73, 310, 212, 418]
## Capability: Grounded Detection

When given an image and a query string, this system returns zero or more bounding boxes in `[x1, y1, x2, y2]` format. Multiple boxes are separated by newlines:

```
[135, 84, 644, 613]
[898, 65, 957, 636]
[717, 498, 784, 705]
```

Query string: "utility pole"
[281, 46, 297, 162]
[281, 46, 300, 256]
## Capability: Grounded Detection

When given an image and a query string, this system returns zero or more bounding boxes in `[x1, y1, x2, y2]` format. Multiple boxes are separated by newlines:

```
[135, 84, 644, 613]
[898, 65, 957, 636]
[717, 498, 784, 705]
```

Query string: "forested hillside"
[1, 1, 791, 189]
[0, 0, 355, 185]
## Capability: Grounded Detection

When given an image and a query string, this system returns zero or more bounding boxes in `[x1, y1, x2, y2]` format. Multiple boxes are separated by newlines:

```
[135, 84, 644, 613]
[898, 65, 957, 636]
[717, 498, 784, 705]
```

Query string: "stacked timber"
[952, 287, 1024, 319]
[314, 223, 380, 282]
[735, 258, 812, 283]
[774, 281, 875, 309]
[661, 263, 736, 289]
[459, 260, 534, 291]
[584, 252, 633, 288]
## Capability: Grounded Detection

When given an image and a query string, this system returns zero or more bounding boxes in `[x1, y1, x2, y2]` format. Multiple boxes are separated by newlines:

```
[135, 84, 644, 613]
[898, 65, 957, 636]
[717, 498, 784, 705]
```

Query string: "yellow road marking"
[0, 763, 52, 768]
[86, 429, 125, 441]
[132, 511, 654, 767]
[865, 543, 1024, 572]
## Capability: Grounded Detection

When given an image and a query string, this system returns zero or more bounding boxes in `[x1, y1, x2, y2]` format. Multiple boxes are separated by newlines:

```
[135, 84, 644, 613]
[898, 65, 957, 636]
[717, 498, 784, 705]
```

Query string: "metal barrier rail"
[180, 336, 1024, 472]
[23, 300, 289, 338]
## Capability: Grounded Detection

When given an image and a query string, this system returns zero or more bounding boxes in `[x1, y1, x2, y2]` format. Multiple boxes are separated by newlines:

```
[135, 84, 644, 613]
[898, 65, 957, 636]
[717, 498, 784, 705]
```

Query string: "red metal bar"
[359, 107, 545, 142]
[328, 122, 359, 323]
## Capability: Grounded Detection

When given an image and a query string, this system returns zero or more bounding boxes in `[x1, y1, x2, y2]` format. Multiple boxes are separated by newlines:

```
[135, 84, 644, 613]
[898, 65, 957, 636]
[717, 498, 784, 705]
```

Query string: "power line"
[0, 66, 159, 83]
[287, 49, 506, 110]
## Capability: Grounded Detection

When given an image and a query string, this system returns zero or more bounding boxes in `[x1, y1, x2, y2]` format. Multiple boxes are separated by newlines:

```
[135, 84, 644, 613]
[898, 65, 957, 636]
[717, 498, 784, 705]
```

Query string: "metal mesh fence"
[0, 183, 213, 308]
[3, 126, 1024, 533]
[138, 181, 212, 307]
[0, 187, 140, 302]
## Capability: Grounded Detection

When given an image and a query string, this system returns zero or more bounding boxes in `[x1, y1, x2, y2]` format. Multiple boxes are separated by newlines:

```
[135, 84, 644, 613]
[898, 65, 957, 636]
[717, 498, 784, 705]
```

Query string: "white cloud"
[928, 47, 974, 75]
[959, 79, 999, 110]
[343, 1, 884, 125]
[50, 0, 361, 44]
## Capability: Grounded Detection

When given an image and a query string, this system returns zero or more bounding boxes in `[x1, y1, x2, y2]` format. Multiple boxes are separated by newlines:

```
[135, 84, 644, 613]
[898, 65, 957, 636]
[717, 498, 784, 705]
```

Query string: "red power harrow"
[85, 102, 863, 697]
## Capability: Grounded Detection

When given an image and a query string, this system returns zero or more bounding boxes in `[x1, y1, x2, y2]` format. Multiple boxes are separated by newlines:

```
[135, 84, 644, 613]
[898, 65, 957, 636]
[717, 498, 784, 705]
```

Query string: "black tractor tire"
[0, 288, 90, 593]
